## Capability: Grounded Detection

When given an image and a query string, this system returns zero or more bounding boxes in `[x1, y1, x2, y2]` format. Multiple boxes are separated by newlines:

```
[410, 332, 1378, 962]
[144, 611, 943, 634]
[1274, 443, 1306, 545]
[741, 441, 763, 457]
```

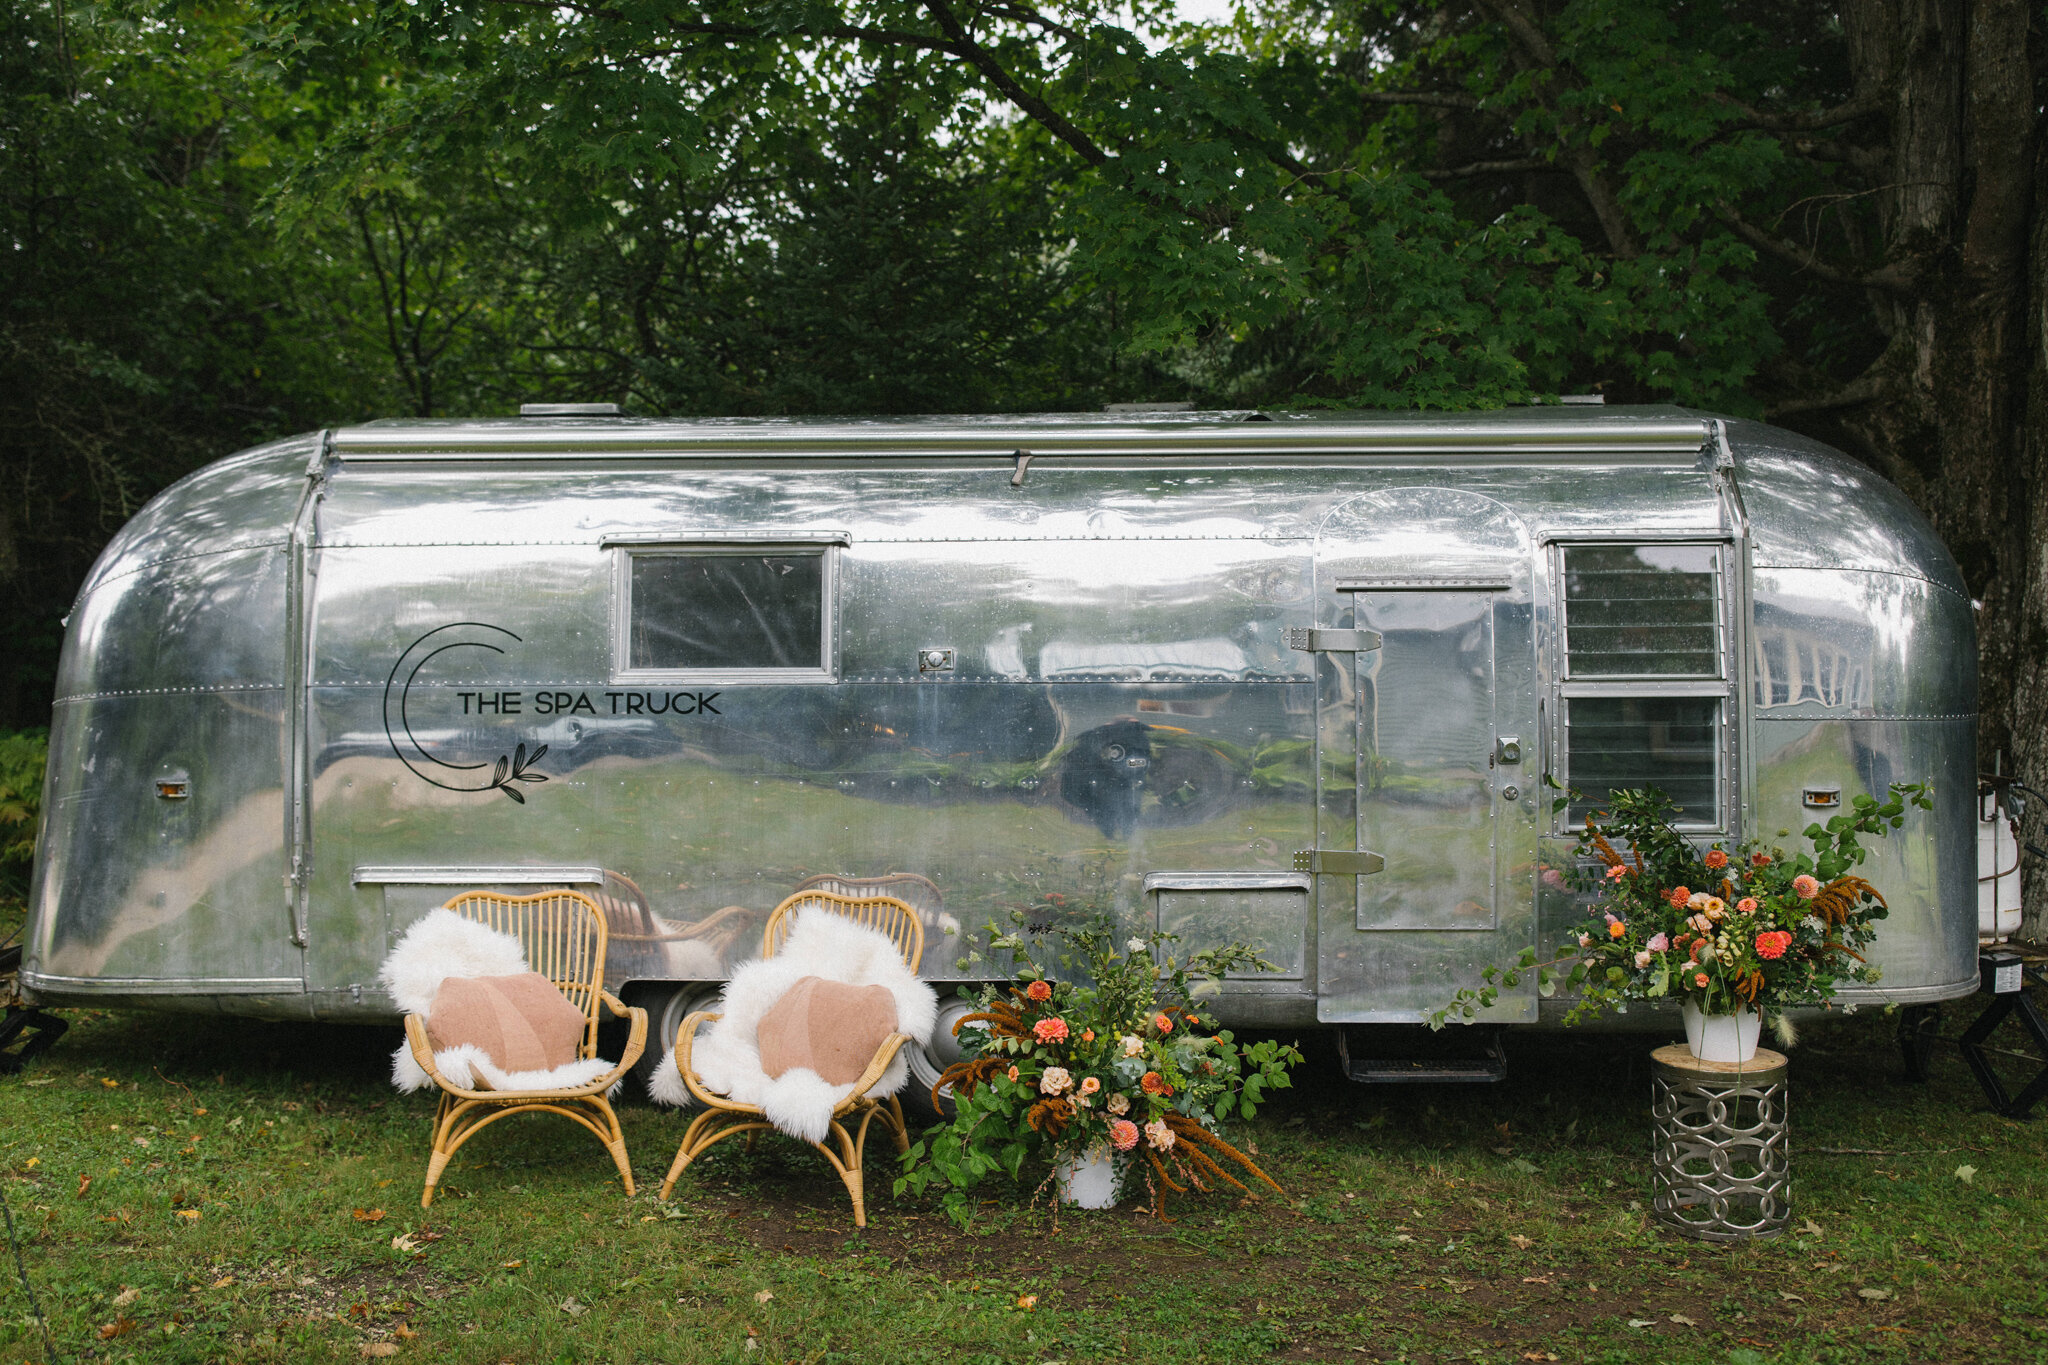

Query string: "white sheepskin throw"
[647, 909, 938, 1144]
[380, 908, 527, 1016]
[379, 908, 623, 1098]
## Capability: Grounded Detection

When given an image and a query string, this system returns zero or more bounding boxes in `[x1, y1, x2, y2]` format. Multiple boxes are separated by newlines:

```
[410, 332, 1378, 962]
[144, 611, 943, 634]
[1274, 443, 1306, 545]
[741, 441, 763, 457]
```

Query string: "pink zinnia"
[1755, 930, 1794, 960]
[1667, 885, 1691, 909]
[1793, 874, 1821, 900]
[1108, 1118, 1140, 1151]
[1645, 933, 1669, 952]
[1153, 1012, 1174, 1035]
[1736, 897, 1758, 914]
[1033, 1017, 1069, 1044]
[1604, 864, 1629, 881]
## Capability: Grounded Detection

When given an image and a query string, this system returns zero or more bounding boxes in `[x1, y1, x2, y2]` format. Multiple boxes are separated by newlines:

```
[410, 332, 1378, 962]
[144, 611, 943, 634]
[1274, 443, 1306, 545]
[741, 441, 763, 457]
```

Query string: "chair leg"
[661, 1109, 720, 1200]
[589, 1098, 636, 1198]
[887, 1095, 910, 1155]
[421, 1146, 451, 1209]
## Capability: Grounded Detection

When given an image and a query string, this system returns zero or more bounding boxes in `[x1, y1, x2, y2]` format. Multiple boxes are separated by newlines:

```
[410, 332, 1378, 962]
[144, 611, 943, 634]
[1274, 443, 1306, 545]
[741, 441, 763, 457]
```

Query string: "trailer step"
[1336, 1024, 1507, 1084]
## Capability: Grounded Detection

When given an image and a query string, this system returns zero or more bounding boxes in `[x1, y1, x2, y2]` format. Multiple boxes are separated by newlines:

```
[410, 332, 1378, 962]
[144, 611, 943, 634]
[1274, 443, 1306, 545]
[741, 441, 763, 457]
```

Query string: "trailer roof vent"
[1103, 401, 1193, 414]
[1558, 393, 1606, 405]
[520, 402, 622, 418]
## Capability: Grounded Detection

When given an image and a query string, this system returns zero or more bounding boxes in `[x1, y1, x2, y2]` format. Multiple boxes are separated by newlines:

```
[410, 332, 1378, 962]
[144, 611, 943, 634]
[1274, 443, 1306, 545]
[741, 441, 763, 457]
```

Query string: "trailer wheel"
[902, 996, 990, 1123]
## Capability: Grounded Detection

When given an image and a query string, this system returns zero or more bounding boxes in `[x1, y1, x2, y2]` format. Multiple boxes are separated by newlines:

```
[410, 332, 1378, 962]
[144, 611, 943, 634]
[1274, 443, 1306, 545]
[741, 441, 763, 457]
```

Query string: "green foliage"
[1427, 781, 1934, 1030]
[0, 728, 47, 898]
[898, 910, 1301, 1225]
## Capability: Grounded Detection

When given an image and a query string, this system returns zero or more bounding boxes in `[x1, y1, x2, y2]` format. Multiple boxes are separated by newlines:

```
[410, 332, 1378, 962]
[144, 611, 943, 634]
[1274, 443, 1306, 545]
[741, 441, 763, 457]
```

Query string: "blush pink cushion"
[756, 976, 898, 1085]
[426, 973, 587, 1074]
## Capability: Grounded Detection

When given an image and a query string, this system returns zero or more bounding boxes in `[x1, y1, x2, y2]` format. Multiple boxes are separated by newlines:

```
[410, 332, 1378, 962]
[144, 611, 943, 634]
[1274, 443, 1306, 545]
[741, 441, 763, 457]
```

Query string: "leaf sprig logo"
[382, 622, 549, 804]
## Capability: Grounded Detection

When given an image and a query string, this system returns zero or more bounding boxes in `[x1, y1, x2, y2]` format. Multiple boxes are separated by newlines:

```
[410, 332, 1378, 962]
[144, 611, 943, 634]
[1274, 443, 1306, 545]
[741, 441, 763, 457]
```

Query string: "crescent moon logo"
[382, 621, 549, 804]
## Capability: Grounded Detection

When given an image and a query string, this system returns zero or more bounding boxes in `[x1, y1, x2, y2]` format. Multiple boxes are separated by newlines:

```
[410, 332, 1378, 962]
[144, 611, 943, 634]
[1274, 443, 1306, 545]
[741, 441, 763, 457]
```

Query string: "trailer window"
[624, 551, 828, 675]
[1563, 697, 1719, 823]
[1562, 544, 1719, 677]
[1557, 542, 1728, 828]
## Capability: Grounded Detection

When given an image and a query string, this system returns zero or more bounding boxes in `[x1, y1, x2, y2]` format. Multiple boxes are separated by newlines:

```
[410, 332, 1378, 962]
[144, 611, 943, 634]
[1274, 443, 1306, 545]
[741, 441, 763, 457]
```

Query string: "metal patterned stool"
[1650, 1044, 1789, 1241]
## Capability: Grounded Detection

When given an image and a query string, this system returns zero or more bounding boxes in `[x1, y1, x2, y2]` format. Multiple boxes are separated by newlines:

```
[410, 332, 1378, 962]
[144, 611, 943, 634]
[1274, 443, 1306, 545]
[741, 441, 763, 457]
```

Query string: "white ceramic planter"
[1681, 999, 1762, 1063]
[1055, 1147, 1118, 1209]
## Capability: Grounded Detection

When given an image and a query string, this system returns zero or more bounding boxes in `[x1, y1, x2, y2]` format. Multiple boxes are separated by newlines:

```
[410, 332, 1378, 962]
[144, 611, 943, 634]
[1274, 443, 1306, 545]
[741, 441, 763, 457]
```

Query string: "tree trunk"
[1796, 0, 2043, 936]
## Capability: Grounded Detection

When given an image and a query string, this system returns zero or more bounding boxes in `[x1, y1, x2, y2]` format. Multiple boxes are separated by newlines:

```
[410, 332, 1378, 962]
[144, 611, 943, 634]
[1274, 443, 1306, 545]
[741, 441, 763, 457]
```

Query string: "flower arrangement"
[897, 911, 1302, 1222]
[1431, 781, 1931, 1040]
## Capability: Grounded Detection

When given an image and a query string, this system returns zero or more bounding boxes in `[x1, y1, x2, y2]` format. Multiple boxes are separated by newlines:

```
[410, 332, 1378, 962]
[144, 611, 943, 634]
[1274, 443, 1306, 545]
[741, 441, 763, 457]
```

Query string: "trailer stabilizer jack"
[1337, 1024, 1507, 1084]
[0, 1008, 68, 1075]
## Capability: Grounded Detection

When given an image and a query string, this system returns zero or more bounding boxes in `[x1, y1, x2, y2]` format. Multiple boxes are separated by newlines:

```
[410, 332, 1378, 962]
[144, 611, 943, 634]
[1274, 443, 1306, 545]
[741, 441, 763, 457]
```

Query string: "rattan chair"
[658, 890, 925, 1226]
[401, 890, 648, 1208]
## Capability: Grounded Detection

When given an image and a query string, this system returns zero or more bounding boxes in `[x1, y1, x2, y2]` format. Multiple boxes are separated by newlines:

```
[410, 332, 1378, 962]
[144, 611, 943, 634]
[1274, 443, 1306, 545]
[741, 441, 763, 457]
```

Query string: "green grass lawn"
[4, 962, 2047, 1363]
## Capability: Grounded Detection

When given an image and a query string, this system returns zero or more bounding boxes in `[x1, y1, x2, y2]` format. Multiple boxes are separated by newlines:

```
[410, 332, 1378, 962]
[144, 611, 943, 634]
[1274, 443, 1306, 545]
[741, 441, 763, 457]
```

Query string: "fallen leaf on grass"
[113, 1287, 140, 1306]
[354, 1208, 386, 1222]
[174, 1209, 201, 1221]
[24, 1077, 53, 1086]
[22, 1157, 37, 1169]
[395, 1323, 419, 1340]
[1393, 1234, 1415, 1244]
[360, 1345, 398, 1358]
[391, 1233, 421, 1253]
[1016, 1295, 1038, 1310]
[1953, 1165, 1977, 1184]
[1857, 1287, 1893, 1302]
[100, 1078, 120, 1088]
[501, 1261, 523, 1269]
[76, 1175, 91, 1198]
[1778, 1291, 1805, 1303]
[98, 1317, 139, 1339]
[1626, 1318, 1656, 1330]
[211, 1276, 234, 1289]
[1509, 1158, 1538, 1174]
[559, 1298, 587, 1317]
[1508, 1234, 1533, 1250]
[1669, 1313, 1698, 1326]
[1795, 1217, 1823, 1237]
[1521, 1277, 1551, 1285]
[754, 1290, 774, 1304]
[1521, 1354, 1559, 1362]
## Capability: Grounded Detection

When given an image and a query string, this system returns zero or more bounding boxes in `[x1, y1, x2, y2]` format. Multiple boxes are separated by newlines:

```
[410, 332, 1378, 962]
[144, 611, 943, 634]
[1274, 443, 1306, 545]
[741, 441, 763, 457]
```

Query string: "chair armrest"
[599, 991, 650, 1074]
[674, 1011, 764, 1114]
[838, 1033, 913, 1109]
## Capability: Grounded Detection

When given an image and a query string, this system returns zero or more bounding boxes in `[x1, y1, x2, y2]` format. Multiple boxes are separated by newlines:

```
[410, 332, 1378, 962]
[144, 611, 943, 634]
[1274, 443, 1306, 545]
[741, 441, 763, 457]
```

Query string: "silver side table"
[1650, 1043, 1790, 1241]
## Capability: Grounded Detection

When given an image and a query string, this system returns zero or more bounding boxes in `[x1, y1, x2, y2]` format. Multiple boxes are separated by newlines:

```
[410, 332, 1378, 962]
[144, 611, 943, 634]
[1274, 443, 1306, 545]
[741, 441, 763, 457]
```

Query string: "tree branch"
[1711, 91, 1886, 133]
[1358, 89, 1480, 111]
[1713, 199, 1920, 291]
[1422, 156, 1551, 181]
[918, 0, 1108, 167]
[1765, 373, 1884, 418]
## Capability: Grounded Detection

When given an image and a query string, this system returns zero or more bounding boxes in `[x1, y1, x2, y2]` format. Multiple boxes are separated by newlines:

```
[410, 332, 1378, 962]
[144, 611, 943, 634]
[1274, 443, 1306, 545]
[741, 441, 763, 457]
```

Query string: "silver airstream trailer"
[19, 407, 1980, 1085]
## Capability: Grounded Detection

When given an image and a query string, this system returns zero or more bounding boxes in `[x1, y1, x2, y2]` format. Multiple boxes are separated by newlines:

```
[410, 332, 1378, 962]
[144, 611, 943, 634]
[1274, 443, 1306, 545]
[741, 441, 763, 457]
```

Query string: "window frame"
[1549, 538, 1737, 833]
[606, 531, 845, 685]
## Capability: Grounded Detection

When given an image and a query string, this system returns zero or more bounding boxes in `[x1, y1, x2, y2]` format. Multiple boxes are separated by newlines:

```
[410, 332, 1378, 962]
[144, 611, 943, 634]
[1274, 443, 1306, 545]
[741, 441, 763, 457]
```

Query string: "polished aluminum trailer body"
[23, 408, 1979, 1047]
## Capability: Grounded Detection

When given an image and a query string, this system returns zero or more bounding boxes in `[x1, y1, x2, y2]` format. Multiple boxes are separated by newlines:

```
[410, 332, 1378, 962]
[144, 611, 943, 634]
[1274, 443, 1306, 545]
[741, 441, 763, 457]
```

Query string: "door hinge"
[1293, 849, 1386, 876]
[1285, 627, 1382, 653]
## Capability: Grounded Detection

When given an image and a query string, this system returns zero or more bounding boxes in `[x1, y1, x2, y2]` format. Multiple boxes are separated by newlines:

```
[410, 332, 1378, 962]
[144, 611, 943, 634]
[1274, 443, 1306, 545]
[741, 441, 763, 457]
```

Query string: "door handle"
[1285, 627, 1382, 653]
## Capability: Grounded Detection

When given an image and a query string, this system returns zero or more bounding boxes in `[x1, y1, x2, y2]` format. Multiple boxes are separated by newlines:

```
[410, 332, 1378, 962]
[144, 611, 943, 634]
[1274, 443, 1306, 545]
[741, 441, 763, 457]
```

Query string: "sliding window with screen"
[610, 537, 840, 684]
[1556, 543, 1730, 830]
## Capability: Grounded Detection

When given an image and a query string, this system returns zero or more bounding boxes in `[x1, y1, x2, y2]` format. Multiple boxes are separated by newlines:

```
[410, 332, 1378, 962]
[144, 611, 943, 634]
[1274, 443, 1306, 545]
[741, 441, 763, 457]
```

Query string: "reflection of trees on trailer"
[20, 408, 1982, 1086]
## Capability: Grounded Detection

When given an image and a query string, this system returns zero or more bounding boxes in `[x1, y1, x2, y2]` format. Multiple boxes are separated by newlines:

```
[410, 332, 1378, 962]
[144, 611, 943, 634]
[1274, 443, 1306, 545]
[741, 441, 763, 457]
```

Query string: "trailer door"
[1309, 489, 1539, 1023]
